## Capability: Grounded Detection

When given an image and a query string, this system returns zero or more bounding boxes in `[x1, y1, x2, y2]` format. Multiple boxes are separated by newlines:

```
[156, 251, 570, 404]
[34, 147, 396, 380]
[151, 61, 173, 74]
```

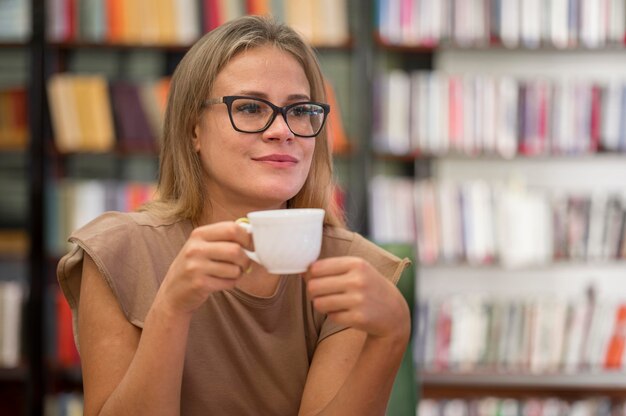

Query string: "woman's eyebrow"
[234, 91, 311, 101]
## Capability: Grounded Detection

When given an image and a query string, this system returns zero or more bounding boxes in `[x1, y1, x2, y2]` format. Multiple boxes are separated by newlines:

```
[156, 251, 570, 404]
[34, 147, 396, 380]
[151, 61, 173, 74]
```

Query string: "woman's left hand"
[304, 257, 410, 341]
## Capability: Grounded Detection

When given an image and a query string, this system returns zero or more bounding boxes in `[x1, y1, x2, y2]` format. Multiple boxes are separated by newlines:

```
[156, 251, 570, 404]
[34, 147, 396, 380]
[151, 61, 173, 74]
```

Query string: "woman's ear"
[192, 124, 201, 152]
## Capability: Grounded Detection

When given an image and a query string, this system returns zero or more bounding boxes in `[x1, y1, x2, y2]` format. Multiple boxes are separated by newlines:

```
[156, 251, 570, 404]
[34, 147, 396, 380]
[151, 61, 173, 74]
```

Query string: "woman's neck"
[199, 196, 286, 225]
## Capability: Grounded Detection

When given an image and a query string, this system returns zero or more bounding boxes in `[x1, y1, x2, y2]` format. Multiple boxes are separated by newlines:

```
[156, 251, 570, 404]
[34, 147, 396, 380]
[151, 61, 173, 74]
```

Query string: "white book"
[500, 0, 520, 48]
[442, 399, 468, 416]
[428, 73, 445, 155]
[1, 281, 24, 368]
[436, 73, 450, 155]
[472, 77, 485, 154]
[496, 76, 518, 158]
[580, 0, 604, 48]
[462, 76, 476, 155]
[437, 181, 462, 263]
[530, 298, 568, 373]
[72, 180, 107, 233]
[316, 0, 349, 46]
[499, 399, 520, 416]
[552, 79, 571, 154]
[397, 178, 416, 243]
[368, 175, 393, 243]
[410, 71, 430, 153]
[496, 183, 549, 268]
[384, 0, 403, 44]
[550, 0, 570, 48]
[481, 76, 497, 154]
[174, 0, 200, 45]
[608, 0, 626, 44]
[385, 70, 411, 155]
[429, 0, 444, 46]
[417, 399, 440, 416]
[585, 301, 616, 370]
[521, 0, 541, 48]
[586, 193, 608, 260]
[423, 298, 440, 370]
[467, 180, 495, 265]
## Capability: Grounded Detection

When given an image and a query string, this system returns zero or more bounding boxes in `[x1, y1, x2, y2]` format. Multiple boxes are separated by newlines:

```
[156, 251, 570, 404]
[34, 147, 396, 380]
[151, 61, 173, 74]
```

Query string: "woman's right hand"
[154, 221, 252, 317]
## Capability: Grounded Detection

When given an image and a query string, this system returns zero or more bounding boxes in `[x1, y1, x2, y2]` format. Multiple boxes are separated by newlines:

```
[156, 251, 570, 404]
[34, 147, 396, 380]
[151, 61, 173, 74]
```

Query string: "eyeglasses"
[202, 96, 330, 138]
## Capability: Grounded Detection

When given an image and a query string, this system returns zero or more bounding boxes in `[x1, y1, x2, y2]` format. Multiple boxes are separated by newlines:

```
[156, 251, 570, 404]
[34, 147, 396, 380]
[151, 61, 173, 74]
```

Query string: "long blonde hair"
[144, 15, 344, 227]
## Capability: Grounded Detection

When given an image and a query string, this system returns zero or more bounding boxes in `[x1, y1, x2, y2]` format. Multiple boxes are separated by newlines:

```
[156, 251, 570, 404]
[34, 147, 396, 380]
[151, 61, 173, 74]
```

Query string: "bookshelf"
[0, 1, 34, 414]
[369, 0, 626, 412]
[19, 0, 626, 414]
[5, 1, 366, 415]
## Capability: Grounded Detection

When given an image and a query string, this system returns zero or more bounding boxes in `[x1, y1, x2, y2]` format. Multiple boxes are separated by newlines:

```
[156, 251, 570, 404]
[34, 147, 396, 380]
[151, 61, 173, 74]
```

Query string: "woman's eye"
[235, 103, 262, 114]
[292, 105, 321, 117]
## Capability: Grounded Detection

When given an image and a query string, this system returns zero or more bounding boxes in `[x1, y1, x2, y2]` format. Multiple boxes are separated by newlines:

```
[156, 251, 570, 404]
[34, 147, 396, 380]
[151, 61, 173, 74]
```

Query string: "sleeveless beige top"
[57, 211, 410, 415]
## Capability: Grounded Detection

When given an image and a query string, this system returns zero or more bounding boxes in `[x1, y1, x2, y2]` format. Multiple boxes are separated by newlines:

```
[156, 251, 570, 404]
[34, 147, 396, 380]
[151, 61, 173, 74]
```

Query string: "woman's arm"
[79, 254, 191, 416]
[298, 257, 411, 416]
[79, 222, 252, 416]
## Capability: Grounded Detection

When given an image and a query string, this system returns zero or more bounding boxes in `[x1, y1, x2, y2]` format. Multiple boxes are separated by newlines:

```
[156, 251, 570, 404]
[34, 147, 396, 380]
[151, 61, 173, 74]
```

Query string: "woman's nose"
[262, 114, 294, 142]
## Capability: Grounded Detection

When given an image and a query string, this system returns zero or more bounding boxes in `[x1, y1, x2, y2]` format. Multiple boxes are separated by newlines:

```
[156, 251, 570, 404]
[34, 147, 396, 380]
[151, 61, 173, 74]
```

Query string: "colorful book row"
[414, 290, 626, 374]
[378, 0, 626, 49]
[374, 71, 626, 158]
[418, 397, 626, 416]
[46, 0, 349, 47]
[47, 73, 350, 156]
[369, 176, 626, 268]
[46, 179, 157, 256]
[47, 74, 169, 153]
[45, 392, 83, 416]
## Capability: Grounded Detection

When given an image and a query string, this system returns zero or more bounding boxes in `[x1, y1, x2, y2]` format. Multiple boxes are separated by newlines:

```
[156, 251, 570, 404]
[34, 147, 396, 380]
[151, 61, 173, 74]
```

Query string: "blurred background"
[2, 0, 626, 415]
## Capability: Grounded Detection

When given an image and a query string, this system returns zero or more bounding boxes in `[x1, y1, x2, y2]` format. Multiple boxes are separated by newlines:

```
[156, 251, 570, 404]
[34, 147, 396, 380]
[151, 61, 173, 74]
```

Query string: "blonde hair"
[144, 15, 344, 228]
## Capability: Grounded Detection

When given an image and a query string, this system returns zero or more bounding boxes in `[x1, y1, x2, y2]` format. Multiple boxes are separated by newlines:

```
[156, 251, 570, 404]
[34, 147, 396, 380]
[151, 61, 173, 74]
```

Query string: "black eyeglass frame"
[202, 95, 331, 138]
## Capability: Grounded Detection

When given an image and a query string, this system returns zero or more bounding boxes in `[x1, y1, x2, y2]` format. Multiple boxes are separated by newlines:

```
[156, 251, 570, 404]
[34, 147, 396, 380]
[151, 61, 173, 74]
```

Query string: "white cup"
[237, 208, 325, 274]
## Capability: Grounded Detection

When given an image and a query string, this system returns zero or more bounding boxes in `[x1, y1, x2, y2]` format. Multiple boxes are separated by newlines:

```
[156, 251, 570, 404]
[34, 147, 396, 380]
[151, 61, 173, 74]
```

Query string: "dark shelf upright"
[26, 0, 46, 415]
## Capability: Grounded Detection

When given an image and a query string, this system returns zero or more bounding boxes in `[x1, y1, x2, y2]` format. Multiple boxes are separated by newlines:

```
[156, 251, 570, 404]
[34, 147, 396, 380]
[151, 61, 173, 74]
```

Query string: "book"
[110, 81, 156, 152]
[0, 281, 24, 368]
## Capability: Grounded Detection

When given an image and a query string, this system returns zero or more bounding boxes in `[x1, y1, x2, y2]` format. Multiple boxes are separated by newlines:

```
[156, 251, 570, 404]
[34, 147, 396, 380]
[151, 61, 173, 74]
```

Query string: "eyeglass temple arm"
[202, 97, 224, 107]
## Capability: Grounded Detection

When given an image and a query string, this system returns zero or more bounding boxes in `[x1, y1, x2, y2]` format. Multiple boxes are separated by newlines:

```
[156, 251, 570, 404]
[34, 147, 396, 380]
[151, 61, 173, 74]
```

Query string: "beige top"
[57, 211, 410, 415]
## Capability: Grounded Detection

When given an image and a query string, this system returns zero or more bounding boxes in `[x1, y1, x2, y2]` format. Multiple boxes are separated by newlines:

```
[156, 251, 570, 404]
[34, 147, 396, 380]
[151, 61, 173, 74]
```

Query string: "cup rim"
[247, 208, 325, 221]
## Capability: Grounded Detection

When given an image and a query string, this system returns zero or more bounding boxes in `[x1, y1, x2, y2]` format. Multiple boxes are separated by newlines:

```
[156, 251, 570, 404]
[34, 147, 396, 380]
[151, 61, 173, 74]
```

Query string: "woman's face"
[194, 45, 316, 212]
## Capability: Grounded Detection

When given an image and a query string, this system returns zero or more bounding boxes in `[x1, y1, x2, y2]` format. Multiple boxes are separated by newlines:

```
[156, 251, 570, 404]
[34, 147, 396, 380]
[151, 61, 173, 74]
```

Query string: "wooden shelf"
[47, 41, 193, 52]
[0, 41, 31, 48]
[375, 34, 626, 53]
[0, 366, 28, 383]
[420, 371, 626, 399]
[373, 150, 626, 162]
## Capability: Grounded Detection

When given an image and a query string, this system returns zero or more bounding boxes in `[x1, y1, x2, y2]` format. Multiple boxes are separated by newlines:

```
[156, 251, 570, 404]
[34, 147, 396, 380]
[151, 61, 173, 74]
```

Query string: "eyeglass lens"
[230, 98, 325, 136]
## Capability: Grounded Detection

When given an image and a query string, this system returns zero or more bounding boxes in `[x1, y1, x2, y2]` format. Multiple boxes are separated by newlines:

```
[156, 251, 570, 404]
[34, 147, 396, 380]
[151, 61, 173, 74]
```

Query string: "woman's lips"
[252, 154, 299, 166]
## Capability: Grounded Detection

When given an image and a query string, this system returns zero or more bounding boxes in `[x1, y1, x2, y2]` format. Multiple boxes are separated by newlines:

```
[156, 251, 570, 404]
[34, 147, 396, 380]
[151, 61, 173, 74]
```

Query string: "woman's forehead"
[212, 46, 310, 96]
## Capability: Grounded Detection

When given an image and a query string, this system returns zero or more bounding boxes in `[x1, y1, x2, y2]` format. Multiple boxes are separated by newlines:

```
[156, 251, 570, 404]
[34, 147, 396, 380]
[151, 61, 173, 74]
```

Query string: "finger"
[202, 241, 251, 270]
[204, 259, 245, 279]
[306, 274, 350, 297]
[191, 221, 253, 248]
[308, 256, 368, 279]
[311, 292, 363, 315]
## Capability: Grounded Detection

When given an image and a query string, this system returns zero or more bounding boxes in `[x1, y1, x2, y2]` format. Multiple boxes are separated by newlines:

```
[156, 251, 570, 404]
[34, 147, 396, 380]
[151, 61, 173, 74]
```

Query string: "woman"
[58, 15, 411, 415]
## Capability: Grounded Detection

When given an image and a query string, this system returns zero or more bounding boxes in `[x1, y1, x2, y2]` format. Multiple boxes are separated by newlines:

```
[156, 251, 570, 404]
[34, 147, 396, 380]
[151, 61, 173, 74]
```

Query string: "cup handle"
[235, 218, 261, 265]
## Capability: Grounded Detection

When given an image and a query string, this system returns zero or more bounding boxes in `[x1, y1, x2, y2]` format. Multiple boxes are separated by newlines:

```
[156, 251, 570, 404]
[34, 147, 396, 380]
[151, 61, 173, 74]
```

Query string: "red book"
[65, 0, 77, 41]
[604, 304, 626, 369]
[203, 0, 222, 32]
[56, 289, 80, 368]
